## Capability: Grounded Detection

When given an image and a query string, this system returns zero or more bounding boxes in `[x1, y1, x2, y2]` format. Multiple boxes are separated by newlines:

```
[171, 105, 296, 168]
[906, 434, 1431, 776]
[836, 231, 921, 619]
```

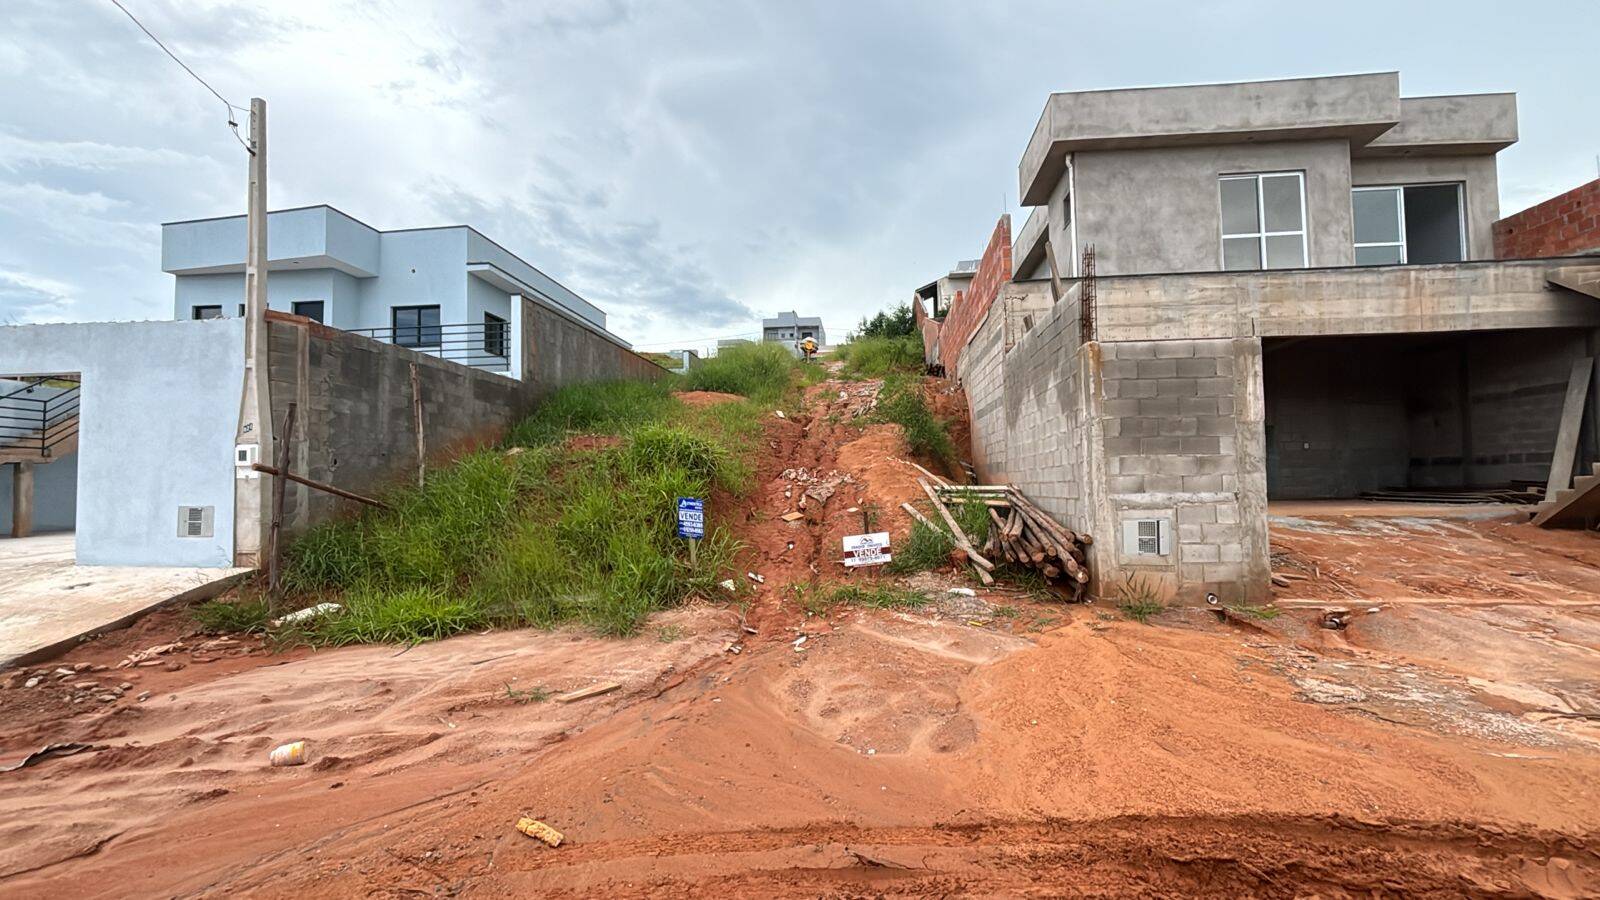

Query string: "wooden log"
[266, 402, 297, 595]
[919, 479, 995, 571]
[253, 463, 391, 510]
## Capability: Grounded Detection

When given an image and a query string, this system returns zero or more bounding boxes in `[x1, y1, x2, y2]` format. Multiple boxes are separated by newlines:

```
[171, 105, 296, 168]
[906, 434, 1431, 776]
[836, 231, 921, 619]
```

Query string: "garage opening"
[1263, 330, 1593, 500]
[1, 374, 80, 548]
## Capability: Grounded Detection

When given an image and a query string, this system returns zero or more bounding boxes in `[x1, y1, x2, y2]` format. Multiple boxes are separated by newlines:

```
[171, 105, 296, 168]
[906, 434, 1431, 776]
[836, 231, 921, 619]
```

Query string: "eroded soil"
[2, 371, 1599, 897]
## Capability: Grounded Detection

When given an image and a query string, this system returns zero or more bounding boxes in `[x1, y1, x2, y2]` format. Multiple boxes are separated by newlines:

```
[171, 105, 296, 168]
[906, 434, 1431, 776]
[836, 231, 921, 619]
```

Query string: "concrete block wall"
[268, 296, 664, 537]
[999, 301, 1088, 528]
[1096, 338, 1270, 602]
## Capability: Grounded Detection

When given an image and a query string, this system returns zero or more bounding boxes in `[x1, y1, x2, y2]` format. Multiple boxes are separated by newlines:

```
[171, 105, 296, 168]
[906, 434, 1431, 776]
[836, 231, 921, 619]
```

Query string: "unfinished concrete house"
[924, 72, 1600, 603]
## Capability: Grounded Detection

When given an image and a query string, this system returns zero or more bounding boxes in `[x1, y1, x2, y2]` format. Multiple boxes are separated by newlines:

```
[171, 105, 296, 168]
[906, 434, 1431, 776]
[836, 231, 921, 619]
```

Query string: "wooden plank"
[1545, 357, 1593, 497]
[918, 479, 994, 571]
[555, 682, 621, 704]
[253, 463, 391, 510]
[266, 403, 297, 595]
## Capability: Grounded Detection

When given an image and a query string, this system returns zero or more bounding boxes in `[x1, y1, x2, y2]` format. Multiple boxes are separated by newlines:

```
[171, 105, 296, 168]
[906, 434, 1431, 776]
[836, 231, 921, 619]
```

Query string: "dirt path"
[4, 372, 1600, 897]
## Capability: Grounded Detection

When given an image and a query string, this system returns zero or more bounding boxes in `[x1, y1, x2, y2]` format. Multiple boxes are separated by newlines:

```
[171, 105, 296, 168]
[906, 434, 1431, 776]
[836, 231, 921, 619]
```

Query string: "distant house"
[648, 349, 700, 374]
[162, 205, 627, 369]
[761, 311, 825, 347]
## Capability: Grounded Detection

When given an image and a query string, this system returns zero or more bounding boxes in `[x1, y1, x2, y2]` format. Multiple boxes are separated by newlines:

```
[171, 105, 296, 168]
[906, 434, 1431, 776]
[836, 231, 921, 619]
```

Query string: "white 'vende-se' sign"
[842, 532, 891, 568]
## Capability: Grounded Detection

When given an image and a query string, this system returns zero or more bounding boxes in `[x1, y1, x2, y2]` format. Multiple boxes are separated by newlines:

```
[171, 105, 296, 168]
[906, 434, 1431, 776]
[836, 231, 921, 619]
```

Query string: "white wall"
[0, 319, 244, 566]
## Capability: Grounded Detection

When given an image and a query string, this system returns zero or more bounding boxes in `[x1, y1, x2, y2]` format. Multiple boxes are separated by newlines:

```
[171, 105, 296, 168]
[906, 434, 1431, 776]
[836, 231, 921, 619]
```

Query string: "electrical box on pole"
[233, 97, 274, 567]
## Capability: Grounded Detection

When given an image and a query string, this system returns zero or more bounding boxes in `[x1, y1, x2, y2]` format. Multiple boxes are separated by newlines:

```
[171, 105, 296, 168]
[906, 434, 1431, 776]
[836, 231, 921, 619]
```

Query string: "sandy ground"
[2, 370, 1598, 897]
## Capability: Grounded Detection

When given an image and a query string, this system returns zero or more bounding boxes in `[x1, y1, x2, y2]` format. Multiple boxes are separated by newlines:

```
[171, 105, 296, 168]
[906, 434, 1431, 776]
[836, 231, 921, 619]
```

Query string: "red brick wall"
[1494, 179, 1600, 259]
[939, 215, 1012, 378]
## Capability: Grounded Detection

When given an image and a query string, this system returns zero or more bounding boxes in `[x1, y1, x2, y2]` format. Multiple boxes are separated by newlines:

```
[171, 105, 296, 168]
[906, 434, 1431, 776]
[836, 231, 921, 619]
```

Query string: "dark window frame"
[484, 312, 509, 358]
[292, 300, 326, 323]
[392, 304, 442, 349]
[192, 305, 223, 320]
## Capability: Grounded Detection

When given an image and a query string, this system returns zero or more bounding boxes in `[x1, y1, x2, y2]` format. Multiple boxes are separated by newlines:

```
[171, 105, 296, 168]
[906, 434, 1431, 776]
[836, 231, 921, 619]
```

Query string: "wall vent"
[1121, 517, 1170, 557]
[177, 505, 214, 539]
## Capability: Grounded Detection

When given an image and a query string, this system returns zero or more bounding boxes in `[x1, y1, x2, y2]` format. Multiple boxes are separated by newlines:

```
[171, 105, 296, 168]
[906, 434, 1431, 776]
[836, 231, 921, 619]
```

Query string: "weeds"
[1227, 603, 1282, 621]
[836, 335, 924, 378]
[504, 683, 551, 703]
[317, 586, 488, 646]
[1115, 573, 1165, 624]
[505, 379, 676, 446]
[681, 342, 798, 405]
[874, 375, 954, 466]
[193, 595, 272, 634]
[827, 583, 929, 609]
[886, 519, 954, 574]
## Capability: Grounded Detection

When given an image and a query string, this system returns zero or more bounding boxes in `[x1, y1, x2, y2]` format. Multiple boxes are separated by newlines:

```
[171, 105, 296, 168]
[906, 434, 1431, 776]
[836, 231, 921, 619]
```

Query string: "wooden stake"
[410, 362, 426, 488]
[918, 479, 994, 571]
[266, 402, 296, 596]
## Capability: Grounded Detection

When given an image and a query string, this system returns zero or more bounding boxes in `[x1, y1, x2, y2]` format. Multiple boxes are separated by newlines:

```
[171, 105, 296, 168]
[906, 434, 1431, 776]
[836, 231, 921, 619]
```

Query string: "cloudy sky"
[3, 0, 1597, 352]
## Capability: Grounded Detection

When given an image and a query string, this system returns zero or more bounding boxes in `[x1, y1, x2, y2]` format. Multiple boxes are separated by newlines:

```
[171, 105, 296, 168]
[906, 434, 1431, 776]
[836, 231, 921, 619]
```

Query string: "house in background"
[761, 311, 825, 347]
[913, 259, 977, 318]
[162, 205, 628, 370]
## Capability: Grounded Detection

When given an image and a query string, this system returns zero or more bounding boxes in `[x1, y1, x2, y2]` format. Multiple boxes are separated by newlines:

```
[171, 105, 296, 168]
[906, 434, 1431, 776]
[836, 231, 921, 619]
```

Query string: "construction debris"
[934, 483, 1094, 602]
[270, 602, 341, 627]
[515, 817, 564, 847]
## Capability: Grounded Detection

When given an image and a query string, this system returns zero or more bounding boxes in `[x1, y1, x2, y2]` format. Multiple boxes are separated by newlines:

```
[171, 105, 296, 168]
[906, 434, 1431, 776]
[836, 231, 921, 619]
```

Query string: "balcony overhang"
[1354, 93, 1518, 157]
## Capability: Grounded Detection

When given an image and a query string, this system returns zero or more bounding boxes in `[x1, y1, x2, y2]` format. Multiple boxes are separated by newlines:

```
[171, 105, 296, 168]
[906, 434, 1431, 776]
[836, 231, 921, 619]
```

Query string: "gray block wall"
[1096, 338, 1270, 602]
[268, 297, 664, 537]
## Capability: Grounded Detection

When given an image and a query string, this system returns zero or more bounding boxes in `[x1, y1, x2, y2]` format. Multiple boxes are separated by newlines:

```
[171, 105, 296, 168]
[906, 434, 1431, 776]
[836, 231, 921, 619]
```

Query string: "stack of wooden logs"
[899, 468, 1093, 600]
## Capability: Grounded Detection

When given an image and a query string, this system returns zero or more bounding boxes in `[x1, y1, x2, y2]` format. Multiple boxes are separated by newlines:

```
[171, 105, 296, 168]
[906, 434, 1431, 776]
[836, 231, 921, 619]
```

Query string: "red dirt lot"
[2, 373, 1599, 897]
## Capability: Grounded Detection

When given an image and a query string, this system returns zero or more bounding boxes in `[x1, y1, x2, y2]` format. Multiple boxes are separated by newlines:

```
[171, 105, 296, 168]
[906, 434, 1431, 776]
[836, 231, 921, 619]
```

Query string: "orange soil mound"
[674, 390, 742, 407]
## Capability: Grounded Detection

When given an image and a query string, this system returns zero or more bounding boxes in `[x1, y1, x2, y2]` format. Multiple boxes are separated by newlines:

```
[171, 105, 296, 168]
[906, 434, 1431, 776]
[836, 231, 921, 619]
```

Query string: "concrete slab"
[1267, 499, 1526, 520]
[0, 532, 249, 669]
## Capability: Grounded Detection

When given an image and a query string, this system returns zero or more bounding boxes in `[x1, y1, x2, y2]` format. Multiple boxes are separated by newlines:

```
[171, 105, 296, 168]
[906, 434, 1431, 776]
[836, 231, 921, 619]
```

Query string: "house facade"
[162, 205, 623, 369]
[1012, 72, 1513, 280]
[761, 311, 825, 346]
[929, 73, 1600, 605]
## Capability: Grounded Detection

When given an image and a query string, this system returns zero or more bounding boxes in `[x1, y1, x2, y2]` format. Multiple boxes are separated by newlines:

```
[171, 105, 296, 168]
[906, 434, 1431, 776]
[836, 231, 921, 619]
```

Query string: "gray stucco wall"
[1072, 139, 1356, 276]
[0, 319, 244, 566]
[1349, 154, 1500, 260]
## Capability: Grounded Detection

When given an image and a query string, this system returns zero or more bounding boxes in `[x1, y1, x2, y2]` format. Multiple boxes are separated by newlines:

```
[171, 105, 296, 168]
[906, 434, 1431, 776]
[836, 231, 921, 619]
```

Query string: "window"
[392, 305, 441, 348]
[1219, 172, 1307, 270]
[483, 312, 508, 358]
[1353, 184, 1465, 266]
[238, 303, 246, 316]
[292, 300, 325, 323]
[192, 305, 223, 320]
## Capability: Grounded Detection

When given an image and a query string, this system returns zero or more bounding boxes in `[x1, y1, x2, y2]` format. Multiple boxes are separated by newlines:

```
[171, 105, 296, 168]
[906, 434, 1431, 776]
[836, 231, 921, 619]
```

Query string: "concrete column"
[10, 461, 33, 539]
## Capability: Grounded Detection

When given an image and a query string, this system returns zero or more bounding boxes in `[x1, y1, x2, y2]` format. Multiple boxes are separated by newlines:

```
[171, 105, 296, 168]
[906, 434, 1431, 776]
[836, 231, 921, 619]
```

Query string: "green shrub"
[839, 335, 924, 378]
[875, 375, 954, 466]
[317, 585, 488, 645]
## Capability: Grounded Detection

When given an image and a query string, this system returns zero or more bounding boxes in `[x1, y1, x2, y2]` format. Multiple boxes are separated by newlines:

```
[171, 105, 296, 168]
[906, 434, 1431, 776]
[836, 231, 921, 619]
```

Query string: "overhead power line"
[107, 0, 251, 152]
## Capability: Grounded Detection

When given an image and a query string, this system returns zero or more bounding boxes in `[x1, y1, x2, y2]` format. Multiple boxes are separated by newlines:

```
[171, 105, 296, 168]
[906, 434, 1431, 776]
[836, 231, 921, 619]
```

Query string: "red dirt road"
[2, 374, 1598, 896]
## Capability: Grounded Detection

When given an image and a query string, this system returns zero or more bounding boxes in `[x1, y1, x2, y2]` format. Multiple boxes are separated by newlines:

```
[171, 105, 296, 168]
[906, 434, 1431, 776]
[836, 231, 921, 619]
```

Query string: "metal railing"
[344, 321, 512, 372]
[0, 378, 80, 459]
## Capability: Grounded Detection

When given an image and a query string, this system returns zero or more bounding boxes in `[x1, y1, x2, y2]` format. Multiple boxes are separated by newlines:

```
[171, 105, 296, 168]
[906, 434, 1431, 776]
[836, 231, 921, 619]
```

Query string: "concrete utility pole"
[234, 97, 274, 567]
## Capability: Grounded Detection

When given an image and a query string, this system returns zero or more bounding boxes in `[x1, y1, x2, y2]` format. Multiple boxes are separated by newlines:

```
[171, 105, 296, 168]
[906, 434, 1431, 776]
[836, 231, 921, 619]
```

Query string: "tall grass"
[836, 335, 924, 379]
[874, 374, 955, 466]
[887, 519, 954, 574]
[681, 343, 798, 405]
[272, 349, 810, 646]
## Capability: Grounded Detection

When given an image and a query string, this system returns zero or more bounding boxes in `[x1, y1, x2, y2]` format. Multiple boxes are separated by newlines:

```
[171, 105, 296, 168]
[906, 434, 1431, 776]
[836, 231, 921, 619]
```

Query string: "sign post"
[842, 532, 892, 568]
[676, 497, 705, 566]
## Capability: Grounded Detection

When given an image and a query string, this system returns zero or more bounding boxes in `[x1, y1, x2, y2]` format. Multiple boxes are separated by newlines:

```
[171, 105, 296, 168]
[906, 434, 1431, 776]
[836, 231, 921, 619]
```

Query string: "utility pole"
[233, 97, 273, 567]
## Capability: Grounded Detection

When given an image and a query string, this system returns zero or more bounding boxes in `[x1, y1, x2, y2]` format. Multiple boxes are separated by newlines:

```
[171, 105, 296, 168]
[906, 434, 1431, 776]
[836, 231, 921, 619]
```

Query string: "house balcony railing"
[0, 378, 80, 460]
[345, 321, 512, 373]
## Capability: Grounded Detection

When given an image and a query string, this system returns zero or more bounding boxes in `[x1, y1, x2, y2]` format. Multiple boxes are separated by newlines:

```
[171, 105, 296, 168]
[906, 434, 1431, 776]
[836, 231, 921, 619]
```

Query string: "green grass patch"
[827, 583, 929, 609]
[836, 335, 924, 379]
[681, 342, 799, 406]
[504, 683, 551, 703]
[506, 379, 676, 446]
[1115, 573, 1165, 624]
[886, 519, 954, 574]
[192, 595, 273, 634]
[874, 375, 954, 467]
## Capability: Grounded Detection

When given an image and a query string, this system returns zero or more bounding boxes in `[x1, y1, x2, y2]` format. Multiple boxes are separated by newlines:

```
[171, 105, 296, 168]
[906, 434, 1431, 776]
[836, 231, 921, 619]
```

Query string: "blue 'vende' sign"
[676, 497, 705, 540]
